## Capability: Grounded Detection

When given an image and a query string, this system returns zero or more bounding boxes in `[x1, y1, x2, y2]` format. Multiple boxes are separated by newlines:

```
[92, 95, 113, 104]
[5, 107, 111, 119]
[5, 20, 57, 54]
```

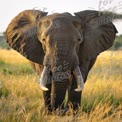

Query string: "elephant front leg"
[67, 64, 87, 110]
[68, 59, 97, 111]
[68, 78, 82, 110]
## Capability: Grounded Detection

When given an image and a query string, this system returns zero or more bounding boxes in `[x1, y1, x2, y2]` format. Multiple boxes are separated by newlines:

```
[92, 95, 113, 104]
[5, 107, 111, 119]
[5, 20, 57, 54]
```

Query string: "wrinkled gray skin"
[5, 10, 117, 113]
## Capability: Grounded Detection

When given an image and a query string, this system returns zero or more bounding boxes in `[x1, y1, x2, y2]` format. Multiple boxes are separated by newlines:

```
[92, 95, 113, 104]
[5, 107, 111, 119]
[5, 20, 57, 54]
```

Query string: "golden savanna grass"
[0, 49, 122, 122]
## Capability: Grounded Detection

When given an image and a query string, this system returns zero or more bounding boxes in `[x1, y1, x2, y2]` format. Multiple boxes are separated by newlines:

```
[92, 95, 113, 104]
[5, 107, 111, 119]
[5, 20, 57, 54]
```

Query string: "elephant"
[5, 9, 118, 113]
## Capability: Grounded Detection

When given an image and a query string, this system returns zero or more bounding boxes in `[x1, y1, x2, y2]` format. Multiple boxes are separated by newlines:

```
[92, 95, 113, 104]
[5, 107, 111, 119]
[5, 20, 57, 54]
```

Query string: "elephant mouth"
[52, 70, 71, 81]
[39, 65, 84, 92]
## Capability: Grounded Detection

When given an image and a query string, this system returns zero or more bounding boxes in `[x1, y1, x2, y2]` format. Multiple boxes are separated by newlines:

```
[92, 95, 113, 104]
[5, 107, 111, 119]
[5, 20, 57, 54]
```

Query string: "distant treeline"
[0, 35, 10, 49]
[111, 35, 122, 50]
[0, 34, 122, 50]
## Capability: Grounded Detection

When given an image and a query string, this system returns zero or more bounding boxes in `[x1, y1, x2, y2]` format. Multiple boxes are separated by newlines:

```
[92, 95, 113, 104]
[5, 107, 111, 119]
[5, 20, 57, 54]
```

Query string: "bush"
[111, 35, 122, 50]
[0, 35, 10, 49]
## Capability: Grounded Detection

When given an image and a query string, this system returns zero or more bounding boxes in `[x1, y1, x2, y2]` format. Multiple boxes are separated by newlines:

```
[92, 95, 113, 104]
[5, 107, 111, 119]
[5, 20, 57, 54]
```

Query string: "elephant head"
[37, 13, 85, 92]
[5, 10, 117, 111]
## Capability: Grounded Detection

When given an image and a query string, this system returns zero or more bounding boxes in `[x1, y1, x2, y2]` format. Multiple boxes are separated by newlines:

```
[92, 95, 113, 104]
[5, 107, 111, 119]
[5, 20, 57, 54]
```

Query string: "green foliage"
[0, 35, 10, 49]
[111, 35, 122, 50]
[0, 59, 34, 76]
[0, 81, 9, 98]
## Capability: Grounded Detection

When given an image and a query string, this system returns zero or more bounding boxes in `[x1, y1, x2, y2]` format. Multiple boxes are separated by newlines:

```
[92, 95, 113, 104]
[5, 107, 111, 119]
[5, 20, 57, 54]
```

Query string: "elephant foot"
[55, 108, 69, 116]
[65, 105, 80, 116]
[45, 107, 80, 116]
[55, 108, 80, 116]
[45, 107, 68, 116]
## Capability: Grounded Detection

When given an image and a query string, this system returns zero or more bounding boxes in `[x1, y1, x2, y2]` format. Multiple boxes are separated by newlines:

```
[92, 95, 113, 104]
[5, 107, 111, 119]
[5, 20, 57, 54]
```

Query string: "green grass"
[0, 60, 34, 75]
[111, 35, 122, 50]
[0, 36, 10, 49]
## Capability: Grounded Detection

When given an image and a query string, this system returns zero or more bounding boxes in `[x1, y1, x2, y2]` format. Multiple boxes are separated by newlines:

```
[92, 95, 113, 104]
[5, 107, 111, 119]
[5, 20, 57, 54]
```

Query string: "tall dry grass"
[0, 49, 122, 122]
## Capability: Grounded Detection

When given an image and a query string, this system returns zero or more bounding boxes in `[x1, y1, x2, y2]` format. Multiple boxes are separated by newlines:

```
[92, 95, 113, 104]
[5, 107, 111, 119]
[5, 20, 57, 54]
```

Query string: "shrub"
[111, 35, 122, 50]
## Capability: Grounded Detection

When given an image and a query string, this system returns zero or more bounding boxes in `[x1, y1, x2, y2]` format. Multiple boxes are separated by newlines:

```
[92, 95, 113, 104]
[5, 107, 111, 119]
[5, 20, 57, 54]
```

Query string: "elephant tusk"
[39, 66, 49, 91]
[73, 66, 84, 92]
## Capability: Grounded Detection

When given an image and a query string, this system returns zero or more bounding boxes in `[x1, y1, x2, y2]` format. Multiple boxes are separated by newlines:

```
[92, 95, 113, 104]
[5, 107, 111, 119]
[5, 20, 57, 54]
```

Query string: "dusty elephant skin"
[5, 10, 118, 114]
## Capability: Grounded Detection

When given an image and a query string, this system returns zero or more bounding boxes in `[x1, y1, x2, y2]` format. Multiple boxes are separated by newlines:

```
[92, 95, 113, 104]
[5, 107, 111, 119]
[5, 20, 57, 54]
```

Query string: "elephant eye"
[78, 38, 81, 41]
[77, 38, 82, 43]
[42, 38, 46, 42]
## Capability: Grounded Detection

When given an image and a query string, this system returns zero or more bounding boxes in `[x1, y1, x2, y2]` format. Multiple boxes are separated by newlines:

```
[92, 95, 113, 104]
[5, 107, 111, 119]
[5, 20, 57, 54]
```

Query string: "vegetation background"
[0, 34, 122, 121]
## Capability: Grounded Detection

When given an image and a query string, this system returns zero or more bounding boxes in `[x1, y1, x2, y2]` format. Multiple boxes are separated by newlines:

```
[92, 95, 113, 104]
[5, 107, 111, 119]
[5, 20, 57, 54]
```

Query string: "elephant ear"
[74, 10, 118, 60]
[5, 10, 48, 64]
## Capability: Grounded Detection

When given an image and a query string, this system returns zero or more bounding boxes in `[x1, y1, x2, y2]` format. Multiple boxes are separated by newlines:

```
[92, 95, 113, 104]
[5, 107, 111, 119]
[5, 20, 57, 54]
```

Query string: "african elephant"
[5, 10, 117, 112]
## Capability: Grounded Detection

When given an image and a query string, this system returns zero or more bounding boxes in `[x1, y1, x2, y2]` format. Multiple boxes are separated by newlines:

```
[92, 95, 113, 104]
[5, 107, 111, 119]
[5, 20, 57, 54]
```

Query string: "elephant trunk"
[51, 80, 69, 110]
[39, 58, 84, 92]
